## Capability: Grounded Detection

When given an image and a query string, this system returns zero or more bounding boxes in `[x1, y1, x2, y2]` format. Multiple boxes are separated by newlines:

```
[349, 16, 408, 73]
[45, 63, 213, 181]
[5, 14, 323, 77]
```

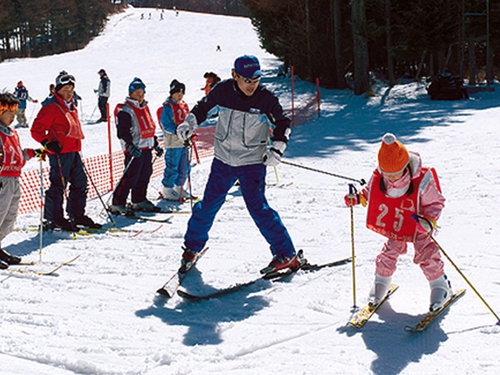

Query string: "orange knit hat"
[378, 133, 409, 174]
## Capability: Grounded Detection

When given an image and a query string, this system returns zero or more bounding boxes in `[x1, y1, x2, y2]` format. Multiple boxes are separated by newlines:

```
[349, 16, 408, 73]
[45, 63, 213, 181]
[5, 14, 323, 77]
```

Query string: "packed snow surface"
[1, 6, 499, 375]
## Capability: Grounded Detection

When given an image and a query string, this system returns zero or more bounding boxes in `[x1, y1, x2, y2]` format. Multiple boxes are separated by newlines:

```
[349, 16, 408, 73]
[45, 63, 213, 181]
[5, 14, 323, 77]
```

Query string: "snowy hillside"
[1, 6, 499, 375]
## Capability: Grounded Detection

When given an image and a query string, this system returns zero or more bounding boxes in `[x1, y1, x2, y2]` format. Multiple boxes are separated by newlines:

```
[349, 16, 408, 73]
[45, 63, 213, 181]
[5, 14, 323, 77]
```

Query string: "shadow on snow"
[136, 267, 272, 346]
[338, 301, 450, 375]
[286, 82, 499, 160]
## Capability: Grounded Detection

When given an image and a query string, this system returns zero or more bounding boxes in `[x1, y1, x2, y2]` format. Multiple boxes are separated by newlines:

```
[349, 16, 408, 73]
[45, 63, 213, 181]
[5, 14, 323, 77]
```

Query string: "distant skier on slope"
[95, 69, 110, 122]
[345, 133, 453, 312]
[13, 81, 38, 128]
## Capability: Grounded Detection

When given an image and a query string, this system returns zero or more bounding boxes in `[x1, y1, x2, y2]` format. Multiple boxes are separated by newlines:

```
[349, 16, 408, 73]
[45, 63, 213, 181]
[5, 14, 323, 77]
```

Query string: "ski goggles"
[0, 103, 19, 114]
[56, 74, 76, 87]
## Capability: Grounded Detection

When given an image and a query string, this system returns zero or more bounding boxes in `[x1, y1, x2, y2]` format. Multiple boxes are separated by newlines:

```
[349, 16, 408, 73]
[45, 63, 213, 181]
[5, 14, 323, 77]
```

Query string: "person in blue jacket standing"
[158, 79, 192, 201]
[175, 55, 302, 275]
[14, 81, 38, 128]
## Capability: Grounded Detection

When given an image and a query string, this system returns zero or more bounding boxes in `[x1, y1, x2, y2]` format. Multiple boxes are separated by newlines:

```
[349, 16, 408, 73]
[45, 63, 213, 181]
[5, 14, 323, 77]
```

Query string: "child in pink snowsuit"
[345, 133, 453, 311]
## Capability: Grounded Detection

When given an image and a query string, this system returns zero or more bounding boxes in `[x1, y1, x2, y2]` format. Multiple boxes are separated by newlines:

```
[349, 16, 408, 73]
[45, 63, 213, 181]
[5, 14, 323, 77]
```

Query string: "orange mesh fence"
[18, 129, 216, 215]
[18, 93, 318, 215]
[19, 167, 49, 215]
[194, 126, 216, 160]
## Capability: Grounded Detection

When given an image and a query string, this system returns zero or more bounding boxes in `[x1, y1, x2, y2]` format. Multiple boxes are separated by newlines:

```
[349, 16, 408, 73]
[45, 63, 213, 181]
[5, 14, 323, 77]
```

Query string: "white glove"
[263, 141, 286, 166]
[176, 114, 197, 142]
[185, 113, 197, 128]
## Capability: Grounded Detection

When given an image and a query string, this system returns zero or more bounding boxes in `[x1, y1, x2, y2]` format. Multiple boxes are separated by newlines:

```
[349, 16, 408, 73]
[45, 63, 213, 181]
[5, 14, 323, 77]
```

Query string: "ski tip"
[156, 288, 172, 298]
[177, 290, 200, 301]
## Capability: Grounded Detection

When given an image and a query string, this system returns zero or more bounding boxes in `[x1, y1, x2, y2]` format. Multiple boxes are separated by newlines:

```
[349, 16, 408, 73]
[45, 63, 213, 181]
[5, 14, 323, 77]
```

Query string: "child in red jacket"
[0, 92, 44, 269]
[345, 133, 453, 312]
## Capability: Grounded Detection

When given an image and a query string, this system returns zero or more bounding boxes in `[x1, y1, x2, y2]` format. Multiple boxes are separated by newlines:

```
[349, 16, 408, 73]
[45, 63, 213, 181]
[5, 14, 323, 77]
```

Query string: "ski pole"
[28, 104, 37, 125]
[348, 184, 358, 309]
[79, 98, 84, 122]
[80, 156, 115, 226]
[90, 104, 98, 122]
[414, 214, 500, 325]
[191, 134, 200, 164]
[104, 155, 135, 208]
[281, 160, 366, 185]
[55, 154, 77, 236]
[182, 142, 194, 210]
[273, 166, 279, 183]
[39, 156, 45, 261]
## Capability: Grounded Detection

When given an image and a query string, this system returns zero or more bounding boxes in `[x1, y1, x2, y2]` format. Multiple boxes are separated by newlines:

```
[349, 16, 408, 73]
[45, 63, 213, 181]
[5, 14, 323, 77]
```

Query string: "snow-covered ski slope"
[1, 6, 499, 375]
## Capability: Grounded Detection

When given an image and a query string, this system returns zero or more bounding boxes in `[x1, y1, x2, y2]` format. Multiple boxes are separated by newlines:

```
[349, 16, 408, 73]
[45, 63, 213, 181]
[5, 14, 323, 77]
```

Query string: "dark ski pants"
[44, 152, 88, 222]
[113, 149, 152, 206]
[98, 96, 108, 119]
[184, 158, 295, 257]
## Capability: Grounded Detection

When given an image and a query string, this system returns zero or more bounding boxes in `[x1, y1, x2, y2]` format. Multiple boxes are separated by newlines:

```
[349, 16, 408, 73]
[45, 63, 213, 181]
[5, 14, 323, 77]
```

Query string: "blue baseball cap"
[234, 55, 263, 79]
[129, 77, 146, 94]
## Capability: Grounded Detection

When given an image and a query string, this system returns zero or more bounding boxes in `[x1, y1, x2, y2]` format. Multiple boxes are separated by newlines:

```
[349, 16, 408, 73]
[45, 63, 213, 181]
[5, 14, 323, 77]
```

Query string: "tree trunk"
[305, 0, 313, 80]
[385, 0, 395, 86]
[333, 0, 346, 88]
[468, 39, 476, 84]
[415, 50, 427, 81]
[351, 0, 372, 95]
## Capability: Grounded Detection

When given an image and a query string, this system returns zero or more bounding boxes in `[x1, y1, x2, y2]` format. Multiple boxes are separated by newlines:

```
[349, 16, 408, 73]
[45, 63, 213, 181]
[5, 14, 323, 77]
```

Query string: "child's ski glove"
[344, 192, 367, 207]
[412, 214, 437, 234]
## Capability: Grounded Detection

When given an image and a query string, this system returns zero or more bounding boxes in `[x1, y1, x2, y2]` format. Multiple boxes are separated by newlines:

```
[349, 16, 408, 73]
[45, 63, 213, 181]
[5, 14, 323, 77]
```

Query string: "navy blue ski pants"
[184, 158, 295, 257]
[44, 152, 88, 222]
[113, 149, 153, 206]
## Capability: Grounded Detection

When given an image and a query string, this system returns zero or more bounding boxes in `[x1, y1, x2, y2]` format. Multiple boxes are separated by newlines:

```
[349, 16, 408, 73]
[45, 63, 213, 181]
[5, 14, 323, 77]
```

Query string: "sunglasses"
[237, 73, 261, 84]
[57, 74, 76, 86]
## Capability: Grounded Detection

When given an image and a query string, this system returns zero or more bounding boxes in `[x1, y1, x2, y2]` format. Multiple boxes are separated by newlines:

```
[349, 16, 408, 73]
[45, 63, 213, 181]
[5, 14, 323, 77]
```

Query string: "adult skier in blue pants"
[176, 55, 302, 275]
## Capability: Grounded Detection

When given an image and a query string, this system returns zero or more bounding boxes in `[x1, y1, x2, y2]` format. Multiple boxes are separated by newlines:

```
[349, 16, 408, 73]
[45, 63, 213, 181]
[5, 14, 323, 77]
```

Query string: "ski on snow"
[177, 268, 297, 302]
[110, 211, 174, 223]
[349, 284, 399, 329]
[22, 224, 163, 237]
[6, 255, 81, 276]
[127, 214, 173, 223]
[156, 247, 210, 298]
[177, 255, 352, 302]
[405, 288, 466, 332]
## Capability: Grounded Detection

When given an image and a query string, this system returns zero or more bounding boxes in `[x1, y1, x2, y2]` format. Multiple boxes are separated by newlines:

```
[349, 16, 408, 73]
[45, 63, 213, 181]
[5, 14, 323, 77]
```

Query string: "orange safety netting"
[17, 96, 317, 215]
[18, 126, 217, 215]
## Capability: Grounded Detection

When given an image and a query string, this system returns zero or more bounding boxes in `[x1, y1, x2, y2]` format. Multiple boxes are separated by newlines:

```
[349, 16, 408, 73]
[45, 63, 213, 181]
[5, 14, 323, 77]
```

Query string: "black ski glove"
[42, 139, 62, 154]
[126, 144, 142, 158]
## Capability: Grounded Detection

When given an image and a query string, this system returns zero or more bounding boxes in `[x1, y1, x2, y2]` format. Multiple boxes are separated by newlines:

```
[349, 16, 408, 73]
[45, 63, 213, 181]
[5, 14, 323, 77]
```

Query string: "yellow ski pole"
[414, 214, 500, 325]
[348, 184, 358, 309]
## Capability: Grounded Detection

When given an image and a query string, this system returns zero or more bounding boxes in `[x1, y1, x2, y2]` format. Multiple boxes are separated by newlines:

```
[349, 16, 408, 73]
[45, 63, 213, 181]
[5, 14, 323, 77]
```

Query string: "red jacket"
[31, 93, 84, 153]
[0, 127, 26, 178]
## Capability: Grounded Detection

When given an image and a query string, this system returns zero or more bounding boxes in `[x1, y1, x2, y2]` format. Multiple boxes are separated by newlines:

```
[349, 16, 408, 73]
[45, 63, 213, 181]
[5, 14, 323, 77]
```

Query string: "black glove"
[126, 144, 142, 158]
[42, 139, 62, 154]
[154, 145, 164, 158]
